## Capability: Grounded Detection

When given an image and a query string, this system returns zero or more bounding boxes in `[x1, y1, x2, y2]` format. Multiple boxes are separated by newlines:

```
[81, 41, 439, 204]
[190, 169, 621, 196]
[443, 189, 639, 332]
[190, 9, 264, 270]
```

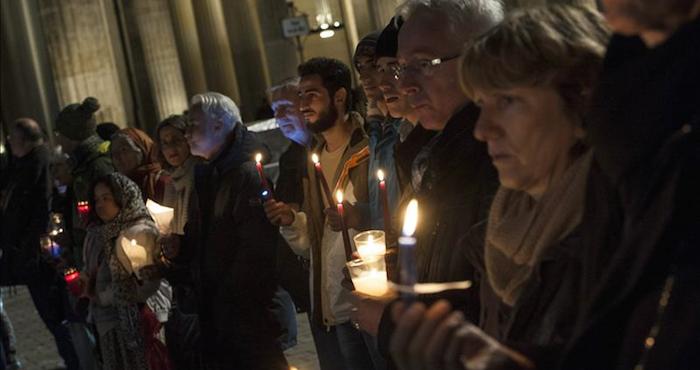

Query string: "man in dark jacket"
[174, 92, 287, 369]
[0, 118, 80, 370]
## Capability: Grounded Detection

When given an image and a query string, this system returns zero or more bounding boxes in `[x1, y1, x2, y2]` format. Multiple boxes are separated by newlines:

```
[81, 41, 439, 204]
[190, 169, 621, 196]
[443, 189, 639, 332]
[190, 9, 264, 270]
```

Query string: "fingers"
[407, 300, 453, 370]
[426, 310, 464, 370]
[390, 302, 426, 370]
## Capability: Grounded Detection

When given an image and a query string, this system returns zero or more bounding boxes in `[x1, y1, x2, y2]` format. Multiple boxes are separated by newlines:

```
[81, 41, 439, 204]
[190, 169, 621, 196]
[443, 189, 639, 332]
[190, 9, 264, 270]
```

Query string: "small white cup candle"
[346, 255, 389, 297]
[353, 230, 386, 259]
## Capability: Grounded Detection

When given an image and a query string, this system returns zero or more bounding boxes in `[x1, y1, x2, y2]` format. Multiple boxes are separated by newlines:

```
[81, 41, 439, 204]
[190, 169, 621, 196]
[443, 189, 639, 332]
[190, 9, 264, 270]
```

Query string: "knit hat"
[55, 97, 101, 141]
[376, 16, 404, 59]
[353, 31, 381, 70]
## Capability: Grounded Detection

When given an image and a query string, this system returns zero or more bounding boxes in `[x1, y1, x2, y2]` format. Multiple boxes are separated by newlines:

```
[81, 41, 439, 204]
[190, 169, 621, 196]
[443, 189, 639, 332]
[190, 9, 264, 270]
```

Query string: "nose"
[473, 109, 500, 143]
[398, 73, 419, 97]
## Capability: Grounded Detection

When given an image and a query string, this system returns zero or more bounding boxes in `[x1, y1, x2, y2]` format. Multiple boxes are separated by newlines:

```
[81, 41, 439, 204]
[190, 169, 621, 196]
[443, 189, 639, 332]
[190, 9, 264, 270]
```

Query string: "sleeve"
[279, 210, 311, 258]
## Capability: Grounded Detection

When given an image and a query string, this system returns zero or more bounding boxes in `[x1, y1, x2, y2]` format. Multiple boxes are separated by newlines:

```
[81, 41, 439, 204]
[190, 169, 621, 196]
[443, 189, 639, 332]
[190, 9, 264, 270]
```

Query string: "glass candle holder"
[353, 230, 386, 259]
[346, 255, 389, 297]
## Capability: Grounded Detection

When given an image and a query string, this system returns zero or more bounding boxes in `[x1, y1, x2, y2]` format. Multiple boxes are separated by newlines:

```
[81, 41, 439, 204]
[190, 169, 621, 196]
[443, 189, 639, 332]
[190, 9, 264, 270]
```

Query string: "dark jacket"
[558, 16, 700, 370]
[178, 124, 287, 369]
[394, 123, 435, 193]
[274, 141, 311, 312]
[0, 145, 52, 285]
[68, 135, 113, 269]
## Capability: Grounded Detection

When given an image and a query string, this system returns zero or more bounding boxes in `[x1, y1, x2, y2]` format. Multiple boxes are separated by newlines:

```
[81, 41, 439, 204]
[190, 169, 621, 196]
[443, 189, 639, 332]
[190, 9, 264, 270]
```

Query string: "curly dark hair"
[298, 57, 353, 112]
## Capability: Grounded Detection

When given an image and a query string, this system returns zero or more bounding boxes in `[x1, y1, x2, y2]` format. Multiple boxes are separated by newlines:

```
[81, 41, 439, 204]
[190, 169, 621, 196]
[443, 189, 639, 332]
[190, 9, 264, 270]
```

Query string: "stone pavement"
[2, 286, 320, 370]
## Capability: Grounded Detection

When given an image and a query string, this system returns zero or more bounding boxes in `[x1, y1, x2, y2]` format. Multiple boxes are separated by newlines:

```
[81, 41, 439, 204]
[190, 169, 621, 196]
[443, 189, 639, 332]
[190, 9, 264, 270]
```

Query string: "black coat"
[558, 16, 700, 370]
[178, 124, 287, 370]
[0, 145, 52, 286]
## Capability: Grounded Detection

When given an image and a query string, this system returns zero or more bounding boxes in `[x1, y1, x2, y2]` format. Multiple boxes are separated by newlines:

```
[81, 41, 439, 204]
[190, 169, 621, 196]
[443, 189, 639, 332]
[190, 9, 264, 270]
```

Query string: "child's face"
[94, 183, 120, 222]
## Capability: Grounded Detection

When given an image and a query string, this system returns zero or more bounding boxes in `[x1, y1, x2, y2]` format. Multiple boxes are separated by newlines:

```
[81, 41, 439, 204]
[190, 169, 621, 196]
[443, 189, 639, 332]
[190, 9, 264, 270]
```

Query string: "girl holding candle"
[82, 173, 169, 370]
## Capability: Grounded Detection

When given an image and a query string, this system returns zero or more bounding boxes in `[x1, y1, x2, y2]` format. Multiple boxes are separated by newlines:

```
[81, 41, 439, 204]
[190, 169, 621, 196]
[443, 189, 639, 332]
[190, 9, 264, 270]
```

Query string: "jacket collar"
[208, 123, 263, 175]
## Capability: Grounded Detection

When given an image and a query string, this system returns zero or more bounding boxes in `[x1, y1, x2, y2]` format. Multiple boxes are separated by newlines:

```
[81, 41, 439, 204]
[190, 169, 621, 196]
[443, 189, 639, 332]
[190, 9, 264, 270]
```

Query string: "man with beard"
[267, 57, 376, 370]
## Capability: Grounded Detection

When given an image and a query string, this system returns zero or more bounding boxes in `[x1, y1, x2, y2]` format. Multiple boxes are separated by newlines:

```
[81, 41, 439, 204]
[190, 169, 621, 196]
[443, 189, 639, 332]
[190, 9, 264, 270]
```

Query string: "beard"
[307, 104, 339, 134]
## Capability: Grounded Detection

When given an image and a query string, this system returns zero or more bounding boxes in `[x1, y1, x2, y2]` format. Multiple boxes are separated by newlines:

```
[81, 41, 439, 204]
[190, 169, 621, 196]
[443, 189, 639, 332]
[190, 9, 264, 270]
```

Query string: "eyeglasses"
[393, 54, 461, 80]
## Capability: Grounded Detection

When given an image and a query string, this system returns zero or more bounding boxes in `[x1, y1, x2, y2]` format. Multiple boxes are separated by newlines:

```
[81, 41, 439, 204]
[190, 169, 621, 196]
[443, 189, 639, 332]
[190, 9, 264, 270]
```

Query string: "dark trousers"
[25, 266, 80, 370]
[309, 316, 377, 370]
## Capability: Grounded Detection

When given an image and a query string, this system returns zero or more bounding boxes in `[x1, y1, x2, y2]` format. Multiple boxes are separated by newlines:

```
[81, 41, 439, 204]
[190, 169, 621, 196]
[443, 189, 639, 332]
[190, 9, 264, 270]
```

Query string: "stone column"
[191, 0, 241, 104]
[38, 0, 128, 126]
[168, 0, 208, 97]
[132, 0, 188, 120]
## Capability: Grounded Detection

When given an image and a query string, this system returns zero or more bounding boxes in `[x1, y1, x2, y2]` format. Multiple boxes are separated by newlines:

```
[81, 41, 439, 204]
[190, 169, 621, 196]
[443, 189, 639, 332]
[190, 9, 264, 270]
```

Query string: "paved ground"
[2, 286, 319, 370]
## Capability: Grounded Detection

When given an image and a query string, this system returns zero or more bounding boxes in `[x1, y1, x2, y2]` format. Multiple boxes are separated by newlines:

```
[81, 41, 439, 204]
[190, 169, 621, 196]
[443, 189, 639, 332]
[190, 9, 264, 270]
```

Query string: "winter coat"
[557, 16, 700, 370]
[177, 124, 287, 369]
[280, 112, 370, 328]
[0, 145, 52, 285]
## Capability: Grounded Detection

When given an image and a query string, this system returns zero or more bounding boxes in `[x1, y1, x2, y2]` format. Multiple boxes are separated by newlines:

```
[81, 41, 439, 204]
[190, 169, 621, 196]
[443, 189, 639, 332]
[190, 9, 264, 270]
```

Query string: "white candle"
[354, 230, 386, 258]
[117, 236, 149, 275]
[352, 269, 389, 297]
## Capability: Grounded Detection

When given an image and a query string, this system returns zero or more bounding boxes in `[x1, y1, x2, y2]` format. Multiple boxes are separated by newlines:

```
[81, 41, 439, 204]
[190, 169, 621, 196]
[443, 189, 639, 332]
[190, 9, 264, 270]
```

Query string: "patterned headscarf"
[114, 128, 164, 201]
[96, 172, 155, 243]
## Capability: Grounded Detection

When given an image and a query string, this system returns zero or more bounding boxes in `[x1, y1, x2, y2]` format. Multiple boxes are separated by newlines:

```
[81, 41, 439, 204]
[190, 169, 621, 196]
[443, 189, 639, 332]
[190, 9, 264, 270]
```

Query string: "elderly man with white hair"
[165, 92, 288, 369]
[352, 0, 503, 367]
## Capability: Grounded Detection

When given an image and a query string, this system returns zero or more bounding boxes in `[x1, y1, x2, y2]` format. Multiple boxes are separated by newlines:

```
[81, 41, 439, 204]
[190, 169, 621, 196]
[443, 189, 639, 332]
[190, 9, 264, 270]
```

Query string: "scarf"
[118, 128, 164, 201]
[98, 173, 157, 351]
[165, 156, 198, 235]
[485, 151, 593, 306]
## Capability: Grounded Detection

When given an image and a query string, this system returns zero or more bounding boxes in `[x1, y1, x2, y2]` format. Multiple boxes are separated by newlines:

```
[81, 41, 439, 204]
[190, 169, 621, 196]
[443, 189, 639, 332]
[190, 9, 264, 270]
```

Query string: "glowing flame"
[255, 153, 262, 163]
[377, 169, 385, 182]
[402, 199, 419, 237]
[336, 190, 343, 204]
[131, 239, 137, 247]
[311, 153, 320, 164]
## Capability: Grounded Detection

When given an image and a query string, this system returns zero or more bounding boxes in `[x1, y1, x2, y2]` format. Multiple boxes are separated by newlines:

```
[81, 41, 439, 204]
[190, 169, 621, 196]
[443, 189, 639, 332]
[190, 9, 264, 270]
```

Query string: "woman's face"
[473, 86, 584, 197]
[111, 135, 143, 175]
[94, 182, 120, 222]
[158, 126, 190, 168]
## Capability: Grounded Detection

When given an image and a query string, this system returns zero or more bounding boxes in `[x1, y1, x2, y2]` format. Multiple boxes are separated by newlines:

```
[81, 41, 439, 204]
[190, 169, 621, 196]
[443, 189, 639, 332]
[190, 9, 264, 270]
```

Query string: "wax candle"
[336, 190, 353, 261]
[116, 237, 149, 276]
[311, 153, 334, 207]
[399, 199, 419, 301]
[64, 268, 81, 296]
[346, 255, 389, 297]
[377, 169, 391, 234]
[146, 199, 174, 235]
[76, 201, 90, 221]
[255, 153, 272, 199]
[354, 230, 386, 259]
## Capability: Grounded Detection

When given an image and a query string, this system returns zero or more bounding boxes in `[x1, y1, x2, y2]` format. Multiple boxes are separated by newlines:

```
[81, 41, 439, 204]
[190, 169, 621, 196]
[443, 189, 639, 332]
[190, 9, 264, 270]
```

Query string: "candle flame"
[377, 169, 385, 182]
[402, 199, 419, 236]
[255, 153, 262, 163]
[311, 153, 320, 164]
[336, 189, 343, 204]
[131, 239, 137, 247]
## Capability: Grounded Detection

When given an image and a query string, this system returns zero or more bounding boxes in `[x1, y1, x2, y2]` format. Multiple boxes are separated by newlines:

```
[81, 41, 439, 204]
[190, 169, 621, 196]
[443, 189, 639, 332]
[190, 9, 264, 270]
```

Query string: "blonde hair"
[460, 4, 610, 119]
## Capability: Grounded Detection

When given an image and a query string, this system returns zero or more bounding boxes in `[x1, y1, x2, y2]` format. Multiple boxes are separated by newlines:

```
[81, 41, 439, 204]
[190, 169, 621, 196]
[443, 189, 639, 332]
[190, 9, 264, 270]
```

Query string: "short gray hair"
[396, 0, 504, 41]
[190, 92, 241, 131]
[268, 76, 300, 96]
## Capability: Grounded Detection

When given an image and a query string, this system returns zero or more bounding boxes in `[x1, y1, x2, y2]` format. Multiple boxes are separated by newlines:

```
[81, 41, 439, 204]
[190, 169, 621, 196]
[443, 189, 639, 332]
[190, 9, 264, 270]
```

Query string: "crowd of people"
[0, 0, 698, 369]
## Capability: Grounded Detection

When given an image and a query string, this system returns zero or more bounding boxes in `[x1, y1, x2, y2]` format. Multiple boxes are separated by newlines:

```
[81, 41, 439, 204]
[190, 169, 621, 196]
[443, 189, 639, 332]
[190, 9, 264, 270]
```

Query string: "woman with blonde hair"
[388, 4, 610, 370]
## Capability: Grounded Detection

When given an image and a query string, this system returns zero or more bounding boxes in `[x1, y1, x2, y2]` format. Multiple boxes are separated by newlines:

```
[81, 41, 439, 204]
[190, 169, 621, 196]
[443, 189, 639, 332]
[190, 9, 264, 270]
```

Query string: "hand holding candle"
[336, 190, 353, 262]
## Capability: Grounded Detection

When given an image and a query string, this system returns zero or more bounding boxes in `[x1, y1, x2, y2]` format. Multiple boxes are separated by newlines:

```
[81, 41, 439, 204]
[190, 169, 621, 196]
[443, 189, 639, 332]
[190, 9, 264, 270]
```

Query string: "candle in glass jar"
[353, 230, 386, 259]
[399, 199, 419, 301]
[336, 190, 353, 261]
[311, 153, 334, 207]
[77, 201, 90, 217]
[352, 269, 389, 296]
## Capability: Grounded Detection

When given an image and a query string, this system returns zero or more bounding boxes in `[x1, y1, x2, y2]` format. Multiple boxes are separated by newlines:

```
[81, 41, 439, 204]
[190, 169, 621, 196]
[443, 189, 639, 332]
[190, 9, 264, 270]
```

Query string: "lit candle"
[76, 201, 90, 222]
[255, 153, 272, 199]
[64, 268, 81, 296]
[377, 169, 391, 235]
[399, 199, 419, 302]
[353, 230, 386, 259]
[146, 199, 174, 235]
[311, 153, 334, 208]
[336, 190, 353, 261]
[116, 237, 149, 276]
[346, 255, 389, 297]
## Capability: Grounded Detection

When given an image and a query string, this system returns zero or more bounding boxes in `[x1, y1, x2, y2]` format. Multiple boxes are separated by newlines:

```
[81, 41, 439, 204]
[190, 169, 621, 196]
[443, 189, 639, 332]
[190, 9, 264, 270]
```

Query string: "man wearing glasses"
[373, 0, 503, 362]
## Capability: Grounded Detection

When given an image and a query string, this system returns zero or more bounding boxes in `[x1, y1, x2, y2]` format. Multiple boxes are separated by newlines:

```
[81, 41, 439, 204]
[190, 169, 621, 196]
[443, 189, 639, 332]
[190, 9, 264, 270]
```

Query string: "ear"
[333, 88, 348, 109]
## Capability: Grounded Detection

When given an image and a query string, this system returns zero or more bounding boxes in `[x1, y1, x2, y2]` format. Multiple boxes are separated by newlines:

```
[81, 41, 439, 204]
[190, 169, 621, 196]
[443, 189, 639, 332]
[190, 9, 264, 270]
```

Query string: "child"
[82, 173, 164, 370]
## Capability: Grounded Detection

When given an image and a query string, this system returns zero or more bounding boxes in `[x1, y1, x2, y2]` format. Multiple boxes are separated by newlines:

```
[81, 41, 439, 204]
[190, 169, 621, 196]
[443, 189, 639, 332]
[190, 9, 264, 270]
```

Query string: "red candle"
[336, 190, 353, 261]
[311, 153, 334, 208]
[377, 169, 391, 235]
[77, 201, 90, 215]
[64, 268, 81, 296]
[255, 153, 271, 191]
